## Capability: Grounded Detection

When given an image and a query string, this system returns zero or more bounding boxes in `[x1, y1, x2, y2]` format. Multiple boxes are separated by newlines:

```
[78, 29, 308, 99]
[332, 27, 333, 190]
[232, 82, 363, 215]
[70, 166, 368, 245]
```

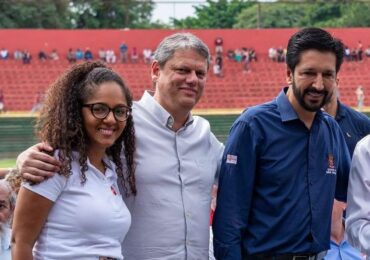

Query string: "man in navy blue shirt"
[213, 28, 351, 260]
[323, 89, 370, 260]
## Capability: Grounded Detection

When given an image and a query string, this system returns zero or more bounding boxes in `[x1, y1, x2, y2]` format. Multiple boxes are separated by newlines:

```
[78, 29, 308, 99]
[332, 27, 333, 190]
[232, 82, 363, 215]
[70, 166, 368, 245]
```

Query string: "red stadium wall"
[1, 28, 370, 56]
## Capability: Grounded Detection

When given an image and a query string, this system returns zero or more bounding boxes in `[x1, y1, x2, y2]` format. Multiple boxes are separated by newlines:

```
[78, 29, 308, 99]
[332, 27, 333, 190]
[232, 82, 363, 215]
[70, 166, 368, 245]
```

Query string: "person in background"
[0, 89, 5, 113]
[4, 168, 22, 195]
[38, 50, 47, 62]
[84, 48, 93, 60]
[346, 134, 370, 258]
[66, 48, 76, 63]
[98, 48, 106, 61]
[213, 27, 350, 260]
[49, 49, 59, 61]
[323, 87, 370, 259]
[0, 180, 16, 260]
[131, 47, 139, 63]
[12, 61, 136, 260]
[355, 85, 365, 112]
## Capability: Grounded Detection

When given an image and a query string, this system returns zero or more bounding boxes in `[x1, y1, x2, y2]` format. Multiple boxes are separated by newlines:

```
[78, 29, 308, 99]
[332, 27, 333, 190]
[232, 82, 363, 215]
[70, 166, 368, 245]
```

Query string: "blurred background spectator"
[119, 42, 128, 63]
[106, 48, 116, 63]
[356, 85, 365, 112]
[49, 49, 59, 61]
[131, 47, 139, 63]
[215, 36, 223, 54]
[0, 48, 9, 60]
[66, 48, 76, 63]
[38, 50, 47, 61]
[75, 48, 84, 60]
[98, 48, 106, 61]
[84, 48, 93, 60]
[22, 50, 31, 64]
[0, 89, 4, 113]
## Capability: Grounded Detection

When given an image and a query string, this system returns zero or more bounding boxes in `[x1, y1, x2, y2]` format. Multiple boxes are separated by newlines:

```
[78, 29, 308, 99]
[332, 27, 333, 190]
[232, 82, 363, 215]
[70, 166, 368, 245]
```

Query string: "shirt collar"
[276, 87, 299, 122]
[138, 91, 194, 130]
[335, 100, 346, 121]
[276, 87, 324, 122]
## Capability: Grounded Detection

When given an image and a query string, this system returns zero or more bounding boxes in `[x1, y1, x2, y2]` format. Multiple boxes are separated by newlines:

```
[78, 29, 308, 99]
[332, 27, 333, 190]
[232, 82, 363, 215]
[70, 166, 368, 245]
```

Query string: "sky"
[151, 0, 277, 24]
[151, 0, 206, 24]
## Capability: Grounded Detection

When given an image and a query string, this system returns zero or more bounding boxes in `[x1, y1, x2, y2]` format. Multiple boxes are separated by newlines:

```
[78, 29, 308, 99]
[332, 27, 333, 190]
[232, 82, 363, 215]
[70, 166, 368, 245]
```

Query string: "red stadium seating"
[1, 29, 370, 111]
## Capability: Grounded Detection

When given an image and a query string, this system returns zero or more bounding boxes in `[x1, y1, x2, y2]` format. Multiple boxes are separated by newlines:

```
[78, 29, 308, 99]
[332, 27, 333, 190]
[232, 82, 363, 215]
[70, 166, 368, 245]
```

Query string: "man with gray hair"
[0, 180, 15, 260]
[17, 32, 224, 260]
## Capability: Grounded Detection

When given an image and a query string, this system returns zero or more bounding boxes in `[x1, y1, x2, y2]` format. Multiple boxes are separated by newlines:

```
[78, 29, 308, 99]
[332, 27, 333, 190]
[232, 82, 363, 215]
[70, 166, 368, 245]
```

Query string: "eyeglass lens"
[91, 103, 129, 121]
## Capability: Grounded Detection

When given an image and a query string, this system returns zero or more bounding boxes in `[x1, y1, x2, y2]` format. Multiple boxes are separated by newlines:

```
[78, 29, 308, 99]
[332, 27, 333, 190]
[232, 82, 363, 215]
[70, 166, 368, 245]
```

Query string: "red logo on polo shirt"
[326, 154, 337, 175]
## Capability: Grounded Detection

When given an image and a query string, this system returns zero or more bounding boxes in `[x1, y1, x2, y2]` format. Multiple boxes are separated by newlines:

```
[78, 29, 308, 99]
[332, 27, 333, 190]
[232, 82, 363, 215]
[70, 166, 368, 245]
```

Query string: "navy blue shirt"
[213, 89, 351, 260]
[335, 101, 370, 157]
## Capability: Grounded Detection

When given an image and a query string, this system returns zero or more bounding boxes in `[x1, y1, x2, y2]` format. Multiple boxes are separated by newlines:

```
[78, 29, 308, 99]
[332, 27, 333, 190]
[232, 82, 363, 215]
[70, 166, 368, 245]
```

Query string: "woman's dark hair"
[36, 61, 136, 196]
[286, 27, 344, 73]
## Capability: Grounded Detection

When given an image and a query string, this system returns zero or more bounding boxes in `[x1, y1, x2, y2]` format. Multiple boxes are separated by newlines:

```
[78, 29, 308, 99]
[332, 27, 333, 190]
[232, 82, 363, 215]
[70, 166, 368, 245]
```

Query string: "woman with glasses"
[12, 61, 136, 260]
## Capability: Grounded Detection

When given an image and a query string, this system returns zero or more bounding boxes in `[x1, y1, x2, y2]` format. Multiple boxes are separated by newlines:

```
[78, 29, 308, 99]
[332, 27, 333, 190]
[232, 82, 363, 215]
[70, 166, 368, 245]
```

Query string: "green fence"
[1, 112, 369, 158]
[0, 115, 238, 158]
[0, 117, 38, 158]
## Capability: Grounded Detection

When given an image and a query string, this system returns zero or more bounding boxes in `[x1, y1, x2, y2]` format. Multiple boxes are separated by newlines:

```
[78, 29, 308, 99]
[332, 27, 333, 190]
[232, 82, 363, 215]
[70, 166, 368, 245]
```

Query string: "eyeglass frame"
[82, 103, 132, 122]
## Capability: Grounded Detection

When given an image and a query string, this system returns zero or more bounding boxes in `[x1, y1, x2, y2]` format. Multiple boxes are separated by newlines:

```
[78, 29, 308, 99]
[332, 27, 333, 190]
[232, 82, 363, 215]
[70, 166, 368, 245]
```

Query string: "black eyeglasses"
[82, 103, 132, 122]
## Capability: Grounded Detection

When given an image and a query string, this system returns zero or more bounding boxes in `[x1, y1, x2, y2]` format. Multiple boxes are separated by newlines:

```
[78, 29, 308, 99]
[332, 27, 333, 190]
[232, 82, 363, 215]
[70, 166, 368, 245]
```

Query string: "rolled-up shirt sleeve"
[346, 135, 370, 255]
[212, 120, 259, 260]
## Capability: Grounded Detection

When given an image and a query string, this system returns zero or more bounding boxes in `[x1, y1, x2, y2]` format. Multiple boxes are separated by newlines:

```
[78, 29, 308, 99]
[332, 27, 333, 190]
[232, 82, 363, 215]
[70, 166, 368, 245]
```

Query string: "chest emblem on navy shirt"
[326, 154, 337, 175]
[226, 154, 238, 164]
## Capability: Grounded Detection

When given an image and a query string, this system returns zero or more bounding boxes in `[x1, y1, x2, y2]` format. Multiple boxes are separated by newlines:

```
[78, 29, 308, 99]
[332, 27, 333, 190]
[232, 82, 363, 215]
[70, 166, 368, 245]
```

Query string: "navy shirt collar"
[276, 87, 324, 123]
[335, 100, 347, 121]
[276, 87, 299, 122]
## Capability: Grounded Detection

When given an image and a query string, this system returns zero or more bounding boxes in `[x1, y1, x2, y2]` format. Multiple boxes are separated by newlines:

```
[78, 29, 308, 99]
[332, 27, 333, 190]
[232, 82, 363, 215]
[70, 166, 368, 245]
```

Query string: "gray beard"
[0, 223, 11, 250]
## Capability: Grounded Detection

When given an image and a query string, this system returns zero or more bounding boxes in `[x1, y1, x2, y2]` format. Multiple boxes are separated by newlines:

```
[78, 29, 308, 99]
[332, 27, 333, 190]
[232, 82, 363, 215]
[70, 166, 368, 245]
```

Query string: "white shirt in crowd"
[121, 91, 224, 260]
[23, 152, 131, 260]
[346, 134, 370, 258]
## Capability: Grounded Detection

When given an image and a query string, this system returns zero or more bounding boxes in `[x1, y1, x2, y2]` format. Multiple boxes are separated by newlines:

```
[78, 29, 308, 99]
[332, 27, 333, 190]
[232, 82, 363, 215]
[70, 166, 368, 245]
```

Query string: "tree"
[70, 0, 155, 29]
[234, 0, 370, 28]
[0, 0, 71, 28]
[173, 0, 254, 29]
[234, 2, 305, 28]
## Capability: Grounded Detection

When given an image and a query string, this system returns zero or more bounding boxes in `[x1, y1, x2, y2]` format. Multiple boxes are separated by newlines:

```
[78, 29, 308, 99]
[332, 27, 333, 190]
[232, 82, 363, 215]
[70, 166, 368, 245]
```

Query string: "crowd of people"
[0, 45, 155, 65]
[1, 29, 370, 260]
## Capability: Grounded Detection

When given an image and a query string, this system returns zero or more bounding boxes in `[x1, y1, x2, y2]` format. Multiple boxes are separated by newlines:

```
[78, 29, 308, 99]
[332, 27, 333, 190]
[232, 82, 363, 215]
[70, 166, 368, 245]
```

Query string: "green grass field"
[0, 158, 16, 168]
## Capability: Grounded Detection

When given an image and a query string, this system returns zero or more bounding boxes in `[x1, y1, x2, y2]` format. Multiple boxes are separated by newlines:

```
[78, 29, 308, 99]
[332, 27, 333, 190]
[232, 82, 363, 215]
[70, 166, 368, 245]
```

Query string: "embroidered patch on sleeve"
[226, 154, 238, 164]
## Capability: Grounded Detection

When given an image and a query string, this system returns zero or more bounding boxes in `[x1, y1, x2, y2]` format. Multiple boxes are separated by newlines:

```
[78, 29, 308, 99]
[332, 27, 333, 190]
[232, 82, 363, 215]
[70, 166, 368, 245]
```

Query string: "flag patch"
[226, 154, 238, 164]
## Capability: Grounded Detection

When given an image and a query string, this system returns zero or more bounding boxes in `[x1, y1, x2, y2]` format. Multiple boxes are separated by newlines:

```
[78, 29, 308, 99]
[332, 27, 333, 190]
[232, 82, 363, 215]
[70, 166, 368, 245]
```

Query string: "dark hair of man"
[36, 61, 136, 196]
[286, 27, 344, 73]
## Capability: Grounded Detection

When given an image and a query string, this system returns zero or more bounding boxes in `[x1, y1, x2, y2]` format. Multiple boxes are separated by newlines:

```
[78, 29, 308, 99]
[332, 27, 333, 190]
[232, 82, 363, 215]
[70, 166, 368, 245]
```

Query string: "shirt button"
[186, 212, 191, 217]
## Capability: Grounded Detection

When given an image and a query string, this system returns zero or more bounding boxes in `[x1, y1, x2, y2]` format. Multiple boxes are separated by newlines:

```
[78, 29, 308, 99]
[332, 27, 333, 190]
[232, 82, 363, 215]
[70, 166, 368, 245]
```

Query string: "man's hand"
[330, 199, 346, 244]
[16, 143, 61, 183]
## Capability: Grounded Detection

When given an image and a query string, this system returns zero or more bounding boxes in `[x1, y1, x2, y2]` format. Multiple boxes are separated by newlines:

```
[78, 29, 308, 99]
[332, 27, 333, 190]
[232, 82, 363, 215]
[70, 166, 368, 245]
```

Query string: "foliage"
[70, 0, 155, 29]
[234, 3, 305, 28]
[0, 0, 157, 29]
[174, 0, 370, 29]
[173, 0, 254, 29]
[0, 0, 71, 28]
[235, 1, 370, 28]
[1, 0, 370, 29]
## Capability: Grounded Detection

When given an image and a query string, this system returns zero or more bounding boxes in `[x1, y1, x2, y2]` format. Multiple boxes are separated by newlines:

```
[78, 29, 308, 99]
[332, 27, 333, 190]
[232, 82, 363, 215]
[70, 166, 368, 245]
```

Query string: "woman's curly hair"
[36, 61, 136, 196]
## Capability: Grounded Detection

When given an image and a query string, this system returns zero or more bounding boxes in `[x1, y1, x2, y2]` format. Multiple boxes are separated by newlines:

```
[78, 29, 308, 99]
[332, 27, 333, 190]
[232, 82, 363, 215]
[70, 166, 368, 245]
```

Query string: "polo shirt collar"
[335, 100, 346, 121]
[139, 91, 194, 129]
[276, 87, 300, 122]
[277, 87, 325, 123]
